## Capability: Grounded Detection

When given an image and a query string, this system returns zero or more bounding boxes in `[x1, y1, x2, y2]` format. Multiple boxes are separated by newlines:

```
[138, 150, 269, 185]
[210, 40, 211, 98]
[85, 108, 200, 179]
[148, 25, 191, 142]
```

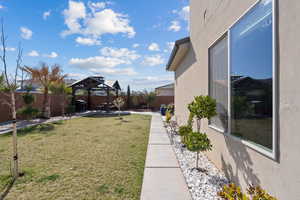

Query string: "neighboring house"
[166, 0, 300, 199]
[155, 83, 174, 96]
[18, 78, 77, 92]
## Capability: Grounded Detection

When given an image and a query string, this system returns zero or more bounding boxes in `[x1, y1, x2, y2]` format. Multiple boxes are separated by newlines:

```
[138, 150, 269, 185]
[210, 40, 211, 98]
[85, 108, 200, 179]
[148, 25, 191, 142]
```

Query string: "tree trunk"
[196, 118, 201, 132]
[196, 151, 199, 169]
[10, 91, 19, 178]
[42, 87, 51, 118]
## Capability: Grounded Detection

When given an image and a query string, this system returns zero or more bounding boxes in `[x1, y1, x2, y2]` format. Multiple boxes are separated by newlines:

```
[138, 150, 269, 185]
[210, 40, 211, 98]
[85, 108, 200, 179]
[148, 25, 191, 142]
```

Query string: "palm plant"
[24, 63, 66, 119]
[49, 82, 72, 117]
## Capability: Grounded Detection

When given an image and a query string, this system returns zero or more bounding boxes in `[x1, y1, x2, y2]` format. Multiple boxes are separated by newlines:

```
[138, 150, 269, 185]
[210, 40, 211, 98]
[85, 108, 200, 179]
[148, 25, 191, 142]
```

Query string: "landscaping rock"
[166, 126, 228, 200]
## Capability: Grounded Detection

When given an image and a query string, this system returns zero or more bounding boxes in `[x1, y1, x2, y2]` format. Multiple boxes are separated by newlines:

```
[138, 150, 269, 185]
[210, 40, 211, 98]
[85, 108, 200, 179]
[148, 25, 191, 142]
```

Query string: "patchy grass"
[0, 114, 151, 200]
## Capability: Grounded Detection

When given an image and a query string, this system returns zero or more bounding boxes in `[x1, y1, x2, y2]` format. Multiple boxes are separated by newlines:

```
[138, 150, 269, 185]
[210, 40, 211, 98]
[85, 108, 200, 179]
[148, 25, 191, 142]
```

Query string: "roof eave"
[166, 37, 190, 71]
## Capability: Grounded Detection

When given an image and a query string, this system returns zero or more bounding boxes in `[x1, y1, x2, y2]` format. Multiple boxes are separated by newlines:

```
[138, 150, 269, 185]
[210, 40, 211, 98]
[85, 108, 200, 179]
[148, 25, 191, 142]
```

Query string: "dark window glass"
[230, 0, 273, 150]
[209, 36, 228, 131]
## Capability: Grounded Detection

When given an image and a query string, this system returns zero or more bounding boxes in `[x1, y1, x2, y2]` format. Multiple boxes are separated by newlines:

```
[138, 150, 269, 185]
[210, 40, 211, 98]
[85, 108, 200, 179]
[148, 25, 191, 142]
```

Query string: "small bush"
[218, 183, 278, 200]
[247, 185, 277, 200]
[218, 183, 249, 200]
[186, 132, 212, 152]
[165, 111, 172, 124]
[178, 125, 192, 145]
[186, 132, 212, 169]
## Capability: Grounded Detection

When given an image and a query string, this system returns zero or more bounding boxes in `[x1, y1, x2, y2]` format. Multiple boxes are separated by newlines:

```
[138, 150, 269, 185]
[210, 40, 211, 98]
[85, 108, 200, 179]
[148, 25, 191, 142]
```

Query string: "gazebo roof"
[69, 76, 121, 91]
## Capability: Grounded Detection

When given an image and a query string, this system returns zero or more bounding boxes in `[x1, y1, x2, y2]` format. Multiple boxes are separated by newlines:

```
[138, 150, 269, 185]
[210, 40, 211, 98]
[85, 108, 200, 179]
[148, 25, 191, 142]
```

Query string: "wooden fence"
[0, 93, 174, 123]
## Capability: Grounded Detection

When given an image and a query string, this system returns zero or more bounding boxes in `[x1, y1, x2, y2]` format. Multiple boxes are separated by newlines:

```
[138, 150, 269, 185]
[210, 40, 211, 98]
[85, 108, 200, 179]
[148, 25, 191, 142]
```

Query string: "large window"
[209, 36, 228, 132]
[209, 0, 275, 155]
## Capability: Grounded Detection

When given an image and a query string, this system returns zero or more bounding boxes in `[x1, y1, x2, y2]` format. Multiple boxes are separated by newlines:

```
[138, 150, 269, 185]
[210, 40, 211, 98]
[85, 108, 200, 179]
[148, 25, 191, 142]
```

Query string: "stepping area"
[140, 114, 191, 200]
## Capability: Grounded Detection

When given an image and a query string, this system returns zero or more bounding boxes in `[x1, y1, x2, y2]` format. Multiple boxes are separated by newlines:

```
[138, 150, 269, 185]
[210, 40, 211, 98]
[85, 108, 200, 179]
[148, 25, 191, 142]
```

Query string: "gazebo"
[69, 76, 121, 110]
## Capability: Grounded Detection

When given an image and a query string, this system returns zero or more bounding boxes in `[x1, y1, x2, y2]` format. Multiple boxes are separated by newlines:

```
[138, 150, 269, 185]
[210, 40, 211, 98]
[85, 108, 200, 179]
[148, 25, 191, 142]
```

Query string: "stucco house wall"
[173, 0, 300, 199]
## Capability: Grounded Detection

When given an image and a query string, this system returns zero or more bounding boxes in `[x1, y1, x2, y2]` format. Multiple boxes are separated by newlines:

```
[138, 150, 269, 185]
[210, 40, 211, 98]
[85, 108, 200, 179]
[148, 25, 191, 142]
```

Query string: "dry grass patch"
[0, 114, 151, 200]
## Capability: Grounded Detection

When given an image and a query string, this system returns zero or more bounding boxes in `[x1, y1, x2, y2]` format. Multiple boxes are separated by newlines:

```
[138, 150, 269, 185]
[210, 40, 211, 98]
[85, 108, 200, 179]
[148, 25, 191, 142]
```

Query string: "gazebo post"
[106, 87, 110, 112]
[71, 87, 76, 106]
[87, 88, 91, 110]
[116, 89, 119, 98]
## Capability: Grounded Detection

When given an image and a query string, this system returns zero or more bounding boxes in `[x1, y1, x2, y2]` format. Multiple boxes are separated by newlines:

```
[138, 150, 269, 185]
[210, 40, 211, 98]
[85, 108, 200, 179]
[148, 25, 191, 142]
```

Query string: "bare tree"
[0, 19, 23, 179]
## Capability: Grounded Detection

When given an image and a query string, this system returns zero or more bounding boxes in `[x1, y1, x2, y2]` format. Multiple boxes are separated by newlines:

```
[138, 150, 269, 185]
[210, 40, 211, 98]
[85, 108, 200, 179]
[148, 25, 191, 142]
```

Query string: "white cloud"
[20, 27, 33, 40]
[44, 52, 58, 58]
[84, 9, 135, 37]
[62, 1, 135, 42]
[0, 47, 16, 52]
[28, 50, 39, 57]
[88, 1, 106, 13]
[75, 37, 101, 46]
[43, 10, 51, 20]
[91, 67, 137, 76]
[70, 56, 127, 69]
[100, 47, 140, 61]
[0, 5, 4, 9]
[166, 42, 175, 51]
[62, 1, 86, 36]
[142, 55, 164, 66]
[131, 75, 173, 87]
[179, 6, 190, 21]
[148, 43, 160, 51]
[132, 43, 139, 48]
[168, 20, 181, 32]
[67, 73, 87, 79]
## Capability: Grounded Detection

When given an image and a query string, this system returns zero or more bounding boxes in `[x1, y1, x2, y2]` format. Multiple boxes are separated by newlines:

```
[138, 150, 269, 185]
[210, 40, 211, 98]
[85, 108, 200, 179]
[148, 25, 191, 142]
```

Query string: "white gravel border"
[165, 125, 228, 200]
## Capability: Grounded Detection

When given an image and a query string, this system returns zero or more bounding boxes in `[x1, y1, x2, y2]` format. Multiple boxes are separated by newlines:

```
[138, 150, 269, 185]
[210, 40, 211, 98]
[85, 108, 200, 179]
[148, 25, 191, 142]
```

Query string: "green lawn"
[0, 114, 151, 200]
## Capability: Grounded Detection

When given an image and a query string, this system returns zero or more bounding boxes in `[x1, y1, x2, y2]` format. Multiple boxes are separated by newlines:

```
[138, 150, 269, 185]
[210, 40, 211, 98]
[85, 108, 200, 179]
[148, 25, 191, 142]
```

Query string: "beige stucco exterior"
[172, 0, 300, 199]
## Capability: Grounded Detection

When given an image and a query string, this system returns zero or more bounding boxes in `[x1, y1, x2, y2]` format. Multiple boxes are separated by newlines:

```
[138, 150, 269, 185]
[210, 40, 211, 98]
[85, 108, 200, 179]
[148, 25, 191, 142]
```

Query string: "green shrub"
[18, 88, 39, 120]
[186, 132, 212, 169]
[165, 111, 172, 124]
[218, 183, 249, 200]
[178, 125, 192, 145]
[166, 104, 174, 115]
[218, 183, 277, 200]
[22, 93, 35, 104]
[247, 185, 277, 200]
[17, 106, 39, 120]
[188, 95, 217, 132]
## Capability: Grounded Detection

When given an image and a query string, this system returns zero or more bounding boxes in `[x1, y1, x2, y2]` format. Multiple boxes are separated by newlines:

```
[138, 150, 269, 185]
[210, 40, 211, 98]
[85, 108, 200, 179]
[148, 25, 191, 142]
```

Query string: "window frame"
[208, 33, 228, 133]
[207, 0, 278, 160]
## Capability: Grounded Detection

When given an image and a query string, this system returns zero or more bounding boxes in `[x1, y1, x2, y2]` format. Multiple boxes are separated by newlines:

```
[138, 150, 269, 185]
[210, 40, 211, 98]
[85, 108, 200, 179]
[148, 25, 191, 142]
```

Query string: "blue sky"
[0, 0, 189, 91]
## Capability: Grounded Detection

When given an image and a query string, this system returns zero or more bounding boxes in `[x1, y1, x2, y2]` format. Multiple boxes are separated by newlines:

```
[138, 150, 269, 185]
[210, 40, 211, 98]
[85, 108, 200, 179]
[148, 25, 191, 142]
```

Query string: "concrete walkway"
[140, 114, 191, 200]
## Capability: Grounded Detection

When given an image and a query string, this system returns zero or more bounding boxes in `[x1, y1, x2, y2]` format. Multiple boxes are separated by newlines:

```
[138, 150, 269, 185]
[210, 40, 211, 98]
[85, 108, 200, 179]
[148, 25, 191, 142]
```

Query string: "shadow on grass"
[83, 112, 131, 119]
[0, 123, 58, 138]
[0, 176, 15, 200]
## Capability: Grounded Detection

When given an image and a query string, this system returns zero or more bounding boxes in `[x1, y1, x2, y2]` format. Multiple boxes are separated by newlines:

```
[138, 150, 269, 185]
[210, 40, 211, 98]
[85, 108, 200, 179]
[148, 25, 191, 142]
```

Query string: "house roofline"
[155, 83, 174, 90]
[166, 37, 190, 71]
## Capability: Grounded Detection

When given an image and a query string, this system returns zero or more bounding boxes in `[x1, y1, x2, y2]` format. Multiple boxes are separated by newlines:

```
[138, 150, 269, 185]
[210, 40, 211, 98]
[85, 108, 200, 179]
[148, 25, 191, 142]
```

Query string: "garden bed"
[166, 126, 228, 200]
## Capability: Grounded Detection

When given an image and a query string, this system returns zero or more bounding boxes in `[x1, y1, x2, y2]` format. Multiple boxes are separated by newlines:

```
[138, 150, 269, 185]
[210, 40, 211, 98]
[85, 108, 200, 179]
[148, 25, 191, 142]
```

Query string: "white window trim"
[208, 0, 278, 160]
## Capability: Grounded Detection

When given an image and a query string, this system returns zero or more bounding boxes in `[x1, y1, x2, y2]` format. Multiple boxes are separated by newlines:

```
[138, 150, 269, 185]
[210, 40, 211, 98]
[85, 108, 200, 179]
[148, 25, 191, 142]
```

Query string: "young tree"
[113, 97, 125, 119]
[0, 20, 23, 178]
[143, 90, 156, 110]
[186, 95, 217, 170]
[49, 82, 72, 117]
[126, 85, 131, 109]
[23, 64, 66, 119]
[188, 95, 217, 132]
